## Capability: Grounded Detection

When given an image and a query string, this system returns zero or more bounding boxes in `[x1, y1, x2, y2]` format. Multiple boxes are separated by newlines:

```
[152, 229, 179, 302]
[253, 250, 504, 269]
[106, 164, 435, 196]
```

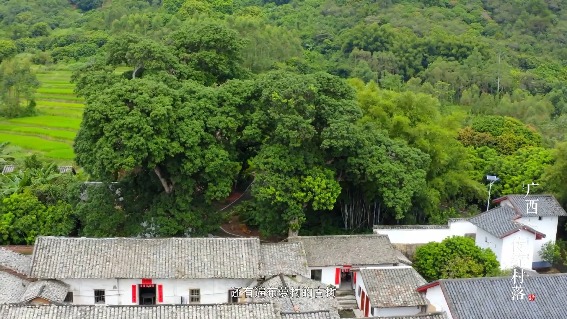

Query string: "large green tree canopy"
[72, 22, 433, 236]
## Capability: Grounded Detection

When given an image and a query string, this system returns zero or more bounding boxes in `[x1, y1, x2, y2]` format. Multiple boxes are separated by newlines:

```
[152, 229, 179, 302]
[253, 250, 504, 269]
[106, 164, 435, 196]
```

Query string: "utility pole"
[486, 175, 499, 212]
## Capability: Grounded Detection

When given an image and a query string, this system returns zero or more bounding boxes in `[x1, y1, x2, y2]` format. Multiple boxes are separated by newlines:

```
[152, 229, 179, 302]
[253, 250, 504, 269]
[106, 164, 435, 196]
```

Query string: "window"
[538, 216, 543, 220]
[310, 269, 322, 281]
[94, 290, 105, 304]
[189, 289, 200, 303]
[64, 292, 73, 303]
[228, 289, 239, 303]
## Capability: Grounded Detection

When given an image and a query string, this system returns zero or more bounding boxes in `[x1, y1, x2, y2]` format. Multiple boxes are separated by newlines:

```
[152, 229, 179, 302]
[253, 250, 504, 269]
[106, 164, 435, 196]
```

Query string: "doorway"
[340, 270, 352, 290]
[139, 284, 156, 305]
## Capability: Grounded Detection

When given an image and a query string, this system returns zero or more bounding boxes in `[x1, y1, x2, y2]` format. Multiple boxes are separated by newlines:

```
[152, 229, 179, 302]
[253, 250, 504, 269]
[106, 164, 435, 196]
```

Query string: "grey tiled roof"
[396, 251, 412, 266]
[281, 311, 334, 319]
[0, 272, 27, 304]
[501, 194, 567, 217]
[0, 271, 69, 305]
[289, 235, 398, 267]
[429, 273, 567, 319]
[31, 236, 261, 279]
[252, 274, 340, 318]
[0, 247, 31, 276]
[360, 267, 427, 308]
[1, 165, 15, 174]
[468, 206, 544, 238]
[0, 303, 280, 319]
[57, 166, 75, 174]
[19, 280, 69, 304]
[260, 243, 310, 277]
[367, 312, 448, 319]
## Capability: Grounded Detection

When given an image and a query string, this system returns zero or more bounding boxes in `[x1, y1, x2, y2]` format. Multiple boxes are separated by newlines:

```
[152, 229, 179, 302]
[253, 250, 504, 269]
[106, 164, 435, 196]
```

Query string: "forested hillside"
[0, 0, 566, 242]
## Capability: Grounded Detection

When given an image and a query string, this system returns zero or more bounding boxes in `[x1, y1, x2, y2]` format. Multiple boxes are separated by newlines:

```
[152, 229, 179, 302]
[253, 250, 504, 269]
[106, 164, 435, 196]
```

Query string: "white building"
[354, 266, 429, 317]
[374, 219, 477, 244]
[469, 205, 545, 270]
[29, 236, 267, 305]
[493, 194, 566, 267]
[417, 272, 567, 319]
[375, 194, 567, 270]
[288, 235, 406, 289]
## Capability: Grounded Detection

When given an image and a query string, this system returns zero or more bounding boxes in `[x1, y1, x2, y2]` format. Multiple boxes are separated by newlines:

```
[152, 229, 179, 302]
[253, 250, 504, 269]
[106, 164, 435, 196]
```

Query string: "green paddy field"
[0, 67, 83, 163]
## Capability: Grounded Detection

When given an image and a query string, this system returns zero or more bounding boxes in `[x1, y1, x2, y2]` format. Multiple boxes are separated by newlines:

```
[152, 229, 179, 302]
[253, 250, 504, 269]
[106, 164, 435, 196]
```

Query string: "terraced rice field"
[0, 68, 83, 163]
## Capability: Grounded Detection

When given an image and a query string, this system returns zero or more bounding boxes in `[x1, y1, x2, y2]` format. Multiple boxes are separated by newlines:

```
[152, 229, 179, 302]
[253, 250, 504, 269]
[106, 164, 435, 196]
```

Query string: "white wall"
[475, 228, 502, 269]
[374, 220, 476, 244]
[309, 265, 398, 288]
[373, 306, 422, 317]
[424, 285, 454, 319]
[501, 231, 535, 269]
[61, 278, 253, 305]
[517, 216, 558, 263]
[354, 270, 365, 311]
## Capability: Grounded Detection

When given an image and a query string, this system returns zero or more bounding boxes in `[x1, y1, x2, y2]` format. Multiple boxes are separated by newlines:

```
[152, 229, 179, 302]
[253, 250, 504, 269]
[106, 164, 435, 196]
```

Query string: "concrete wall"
[374, 220, 477, 244]
[61, 278, 253, 305]
[309, 265, 398, 288]
[425, 285, 454, 319]
[502, 231, 535, 269]
[517, 216, 558, 262]
[373, 306, 422, 317]
[475, 228, 503, 268]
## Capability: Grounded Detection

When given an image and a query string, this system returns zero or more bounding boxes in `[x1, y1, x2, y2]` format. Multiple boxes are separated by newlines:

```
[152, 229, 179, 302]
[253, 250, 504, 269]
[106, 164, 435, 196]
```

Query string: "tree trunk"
[154, 166, 173, 194]
[132, 64, 142, 79]
[288, 216, 300, 238]
[288, 227, 299, 238]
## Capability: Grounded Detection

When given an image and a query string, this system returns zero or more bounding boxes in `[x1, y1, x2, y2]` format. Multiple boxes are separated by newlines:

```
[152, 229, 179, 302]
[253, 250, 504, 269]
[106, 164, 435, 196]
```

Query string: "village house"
[30, 236, 265, 305]
[0, 303, 281, 318]
[354, 266, 430, 318]
[416, 272, 567, 319]
[375, 194, 567, 270]
[288, 234, 410, 313]
[288, 235, 402, 288]
[259, 242, 310, 278]
[0, 247, 69, 305]
[491, 194, 567, 268]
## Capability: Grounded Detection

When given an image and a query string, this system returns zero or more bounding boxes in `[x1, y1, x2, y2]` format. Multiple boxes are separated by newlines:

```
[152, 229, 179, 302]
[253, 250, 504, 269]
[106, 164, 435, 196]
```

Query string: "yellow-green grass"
[35, 93, 84, 102]
[36, 106, 83, 118]
[0, 124, 75, 141]
[37, 100, 83, 108]
[0, 134, 74, 160]
[37, 87, 76, 95]
[8, 116, 81, 130]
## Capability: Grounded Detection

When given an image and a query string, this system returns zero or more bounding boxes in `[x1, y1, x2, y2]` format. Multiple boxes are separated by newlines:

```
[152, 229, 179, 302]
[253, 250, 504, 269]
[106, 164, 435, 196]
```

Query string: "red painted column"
[335, 268, 341, 285]
[353, 272, 357, 284]
[131, 285, 137, 303]
[361, 290, 365, 311]
[158, 285, 163, 303]
[365, 296, 370, 317]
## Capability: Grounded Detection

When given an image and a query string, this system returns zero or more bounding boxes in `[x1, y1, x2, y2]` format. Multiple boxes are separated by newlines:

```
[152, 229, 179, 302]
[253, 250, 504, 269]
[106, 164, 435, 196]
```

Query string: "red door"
[364, 296, 370, 317]
[360, 290, 365, 311]
[335, 268, 341, 285]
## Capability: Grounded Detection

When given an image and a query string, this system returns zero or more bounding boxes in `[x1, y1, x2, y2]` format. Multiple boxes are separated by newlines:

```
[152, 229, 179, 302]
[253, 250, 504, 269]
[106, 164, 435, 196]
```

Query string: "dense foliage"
[0, 0, 566, 240]
[413, 236, 500, 281]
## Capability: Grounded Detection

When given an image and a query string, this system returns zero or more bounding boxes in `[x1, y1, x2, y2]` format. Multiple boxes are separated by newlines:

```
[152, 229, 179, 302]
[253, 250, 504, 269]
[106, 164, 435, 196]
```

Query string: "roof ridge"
[6, 302, 277, 308]
[36, 236, 260, 241]
[295, 234, 387, 238]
